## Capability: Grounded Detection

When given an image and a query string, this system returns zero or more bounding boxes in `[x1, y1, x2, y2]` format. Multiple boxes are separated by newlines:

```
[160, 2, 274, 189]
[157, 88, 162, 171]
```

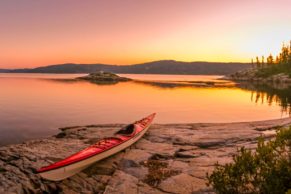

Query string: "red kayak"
[37, 113, 156, 181]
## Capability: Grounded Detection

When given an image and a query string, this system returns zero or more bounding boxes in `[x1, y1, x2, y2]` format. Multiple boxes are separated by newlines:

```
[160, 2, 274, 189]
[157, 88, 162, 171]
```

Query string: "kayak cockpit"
[115, 124, 136, 136]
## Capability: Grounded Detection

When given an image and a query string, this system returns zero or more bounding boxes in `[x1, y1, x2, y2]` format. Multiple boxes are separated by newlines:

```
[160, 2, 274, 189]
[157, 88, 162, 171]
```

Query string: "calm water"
[0, 73, 290, 145]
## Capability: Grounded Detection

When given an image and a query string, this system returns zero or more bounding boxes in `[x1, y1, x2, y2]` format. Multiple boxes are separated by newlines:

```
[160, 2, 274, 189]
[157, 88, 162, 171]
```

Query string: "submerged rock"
[0, 118, 290, 193]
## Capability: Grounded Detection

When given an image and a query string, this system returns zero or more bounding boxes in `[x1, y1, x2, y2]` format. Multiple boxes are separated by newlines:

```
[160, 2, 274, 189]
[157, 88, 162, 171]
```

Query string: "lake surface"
[0, 73, 290, 145]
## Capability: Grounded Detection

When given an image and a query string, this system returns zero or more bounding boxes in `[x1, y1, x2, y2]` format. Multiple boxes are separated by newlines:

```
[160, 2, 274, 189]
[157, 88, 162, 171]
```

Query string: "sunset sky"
[0, 0, 291, 68]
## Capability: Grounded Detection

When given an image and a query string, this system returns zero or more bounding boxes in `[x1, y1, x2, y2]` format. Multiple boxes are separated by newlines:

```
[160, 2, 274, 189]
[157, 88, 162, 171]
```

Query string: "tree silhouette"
[251, 58, 256, 69]
[256, 56, 261, 68]
[267, 54, 274, 66]
[254, 40, 291, 77]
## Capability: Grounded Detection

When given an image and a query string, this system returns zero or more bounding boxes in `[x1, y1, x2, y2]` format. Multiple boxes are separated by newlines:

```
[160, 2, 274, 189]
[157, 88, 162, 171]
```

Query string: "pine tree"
[253, 40, 291, 76]
[261, 56, 265, 68]
[288, 41, 291, 66]
[276, 56, 280, 64]
[279, 53, 283, 64]
[267, 54, 274, 66]
[281, 43, 289, 65]
[256, 56, 261, 68]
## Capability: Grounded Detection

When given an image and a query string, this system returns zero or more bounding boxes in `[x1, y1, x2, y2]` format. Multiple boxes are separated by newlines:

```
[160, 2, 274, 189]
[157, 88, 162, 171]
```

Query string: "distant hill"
[1, 60, 252, 75]
[0, 69, 10, 73]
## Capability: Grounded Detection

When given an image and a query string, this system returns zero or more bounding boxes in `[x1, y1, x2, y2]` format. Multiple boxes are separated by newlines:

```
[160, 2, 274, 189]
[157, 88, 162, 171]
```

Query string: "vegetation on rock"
[253, 41, 291, 78]
[78, 71, 131, 83]
[141, 159, 181, 187]
[207, 127, 291, 194]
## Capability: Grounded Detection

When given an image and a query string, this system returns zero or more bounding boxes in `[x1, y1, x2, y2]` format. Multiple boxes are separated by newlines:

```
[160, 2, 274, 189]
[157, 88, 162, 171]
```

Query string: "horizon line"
[1, 59, 251, 70]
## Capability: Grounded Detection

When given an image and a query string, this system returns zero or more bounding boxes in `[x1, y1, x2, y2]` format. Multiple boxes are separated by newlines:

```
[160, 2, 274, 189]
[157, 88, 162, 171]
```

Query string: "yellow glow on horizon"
[1, 1, 291, 68]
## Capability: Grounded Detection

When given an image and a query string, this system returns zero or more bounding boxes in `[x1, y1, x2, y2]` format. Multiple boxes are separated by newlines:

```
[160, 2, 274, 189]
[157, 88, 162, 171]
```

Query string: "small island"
[78, 71, 131, 84]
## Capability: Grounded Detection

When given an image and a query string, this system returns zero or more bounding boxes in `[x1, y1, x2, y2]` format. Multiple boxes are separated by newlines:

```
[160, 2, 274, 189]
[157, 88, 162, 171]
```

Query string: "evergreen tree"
[267, 54, 274, 66]
[276, 56, 280, 64]
[256, 56, 261, 68]
[288, 41, 291, 66]
[281, 43, 289, 64]
[279, 53, 283, 64]
[254, 40, 291, 77]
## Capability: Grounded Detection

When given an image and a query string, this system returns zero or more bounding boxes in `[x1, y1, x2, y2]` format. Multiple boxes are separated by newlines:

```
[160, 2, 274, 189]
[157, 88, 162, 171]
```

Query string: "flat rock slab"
[0, 118, 290, 193]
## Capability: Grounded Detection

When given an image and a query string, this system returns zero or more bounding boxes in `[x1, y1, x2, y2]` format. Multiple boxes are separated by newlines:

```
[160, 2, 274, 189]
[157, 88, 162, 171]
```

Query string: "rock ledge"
[0, 118, 291, 193]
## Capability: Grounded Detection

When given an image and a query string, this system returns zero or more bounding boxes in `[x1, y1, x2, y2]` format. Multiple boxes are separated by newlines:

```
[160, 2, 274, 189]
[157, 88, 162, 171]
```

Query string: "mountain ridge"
[0, 60, 252, 75]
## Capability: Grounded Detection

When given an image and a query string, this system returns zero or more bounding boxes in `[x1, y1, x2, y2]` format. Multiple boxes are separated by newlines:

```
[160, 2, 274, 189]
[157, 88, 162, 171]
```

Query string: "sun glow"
[0, 0, 291, 68]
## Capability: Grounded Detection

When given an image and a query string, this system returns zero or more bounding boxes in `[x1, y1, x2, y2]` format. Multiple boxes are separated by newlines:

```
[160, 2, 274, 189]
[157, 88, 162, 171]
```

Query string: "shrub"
[141, 160, 180, 187]
[207, 127, 291, 194]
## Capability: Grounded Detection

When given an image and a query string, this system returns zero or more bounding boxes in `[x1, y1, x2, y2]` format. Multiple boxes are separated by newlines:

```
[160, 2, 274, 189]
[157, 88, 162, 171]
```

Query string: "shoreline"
[224, 68, 291, 84]
[1, 117, 291, 193]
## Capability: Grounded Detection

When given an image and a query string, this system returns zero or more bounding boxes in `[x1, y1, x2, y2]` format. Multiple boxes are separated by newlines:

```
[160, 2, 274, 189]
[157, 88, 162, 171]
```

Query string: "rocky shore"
[1, 118, 291, 194]
[225, 68, 291, 83]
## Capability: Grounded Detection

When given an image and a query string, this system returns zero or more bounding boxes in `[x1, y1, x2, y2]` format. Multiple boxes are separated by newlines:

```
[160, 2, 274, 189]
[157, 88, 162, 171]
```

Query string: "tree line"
[252, 40, 291, 77]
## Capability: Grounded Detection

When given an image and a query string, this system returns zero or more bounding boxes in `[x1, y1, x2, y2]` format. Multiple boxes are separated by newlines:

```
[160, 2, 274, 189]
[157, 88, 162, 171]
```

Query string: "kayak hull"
[38, 114, 154, 181]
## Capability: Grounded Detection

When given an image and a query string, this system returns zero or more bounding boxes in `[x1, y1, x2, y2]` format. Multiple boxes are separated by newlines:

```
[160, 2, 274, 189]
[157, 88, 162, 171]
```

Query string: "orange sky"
[0, 0, 291, 68]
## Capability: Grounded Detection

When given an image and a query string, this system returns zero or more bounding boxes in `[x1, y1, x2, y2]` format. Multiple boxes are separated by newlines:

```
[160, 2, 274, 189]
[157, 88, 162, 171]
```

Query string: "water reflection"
[132, 80, 236, 89]
[239, 83, 291, 115]
[0, 74, 289, 145]
[52, 76, 291, 115]
[52, 77, 291, 114]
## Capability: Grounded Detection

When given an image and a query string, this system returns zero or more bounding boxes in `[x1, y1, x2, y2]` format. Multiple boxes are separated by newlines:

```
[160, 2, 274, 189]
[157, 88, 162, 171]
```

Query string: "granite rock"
[0, 118, 290, 193]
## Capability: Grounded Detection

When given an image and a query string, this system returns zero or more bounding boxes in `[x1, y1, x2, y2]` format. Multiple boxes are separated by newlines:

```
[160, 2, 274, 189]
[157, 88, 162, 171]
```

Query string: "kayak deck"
[37, 113, 155, 175]
[38, 137, 124, 173]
